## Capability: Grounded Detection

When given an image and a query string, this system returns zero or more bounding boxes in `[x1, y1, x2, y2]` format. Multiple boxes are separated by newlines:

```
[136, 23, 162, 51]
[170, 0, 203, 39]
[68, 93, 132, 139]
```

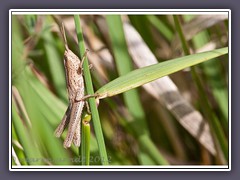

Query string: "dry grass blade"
[12, 86, 32, 128]
[12, 146, 21, 166]
[172, 15, 228, 51]
[123, 22, 216, 155]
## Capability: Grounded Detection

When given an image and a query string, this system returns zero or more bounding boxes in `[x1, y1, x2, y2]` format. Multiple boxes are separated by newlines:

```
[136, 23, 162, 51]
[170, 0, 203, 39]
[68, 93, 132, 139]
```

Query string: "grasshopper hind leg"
[72, 120, 81, 147]
[54, 104, 71, 137]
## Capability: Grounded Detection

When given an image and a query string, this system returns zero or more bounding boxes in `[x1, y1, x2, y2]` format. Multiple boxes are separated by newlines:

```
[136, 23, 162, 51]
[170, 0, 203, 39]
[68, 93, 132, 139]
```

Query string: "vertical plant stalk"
[173, 15, 228, 161]
[74, 15, 109, 165]
[173, 16, 190, 55]
[81, 114, 91, 165]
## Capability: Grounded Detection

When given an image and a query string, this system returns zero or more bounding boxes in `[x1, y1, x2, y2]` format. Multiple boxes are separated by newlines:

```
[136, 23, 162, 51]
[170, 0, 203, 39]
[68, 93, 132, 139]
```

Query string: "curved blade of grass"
[74, 15, 108, 165]
[16, 69, 71, 165]
[12, 16, 71, 165]
[12, 101, 44, 165]
[96, 47, 228, 99]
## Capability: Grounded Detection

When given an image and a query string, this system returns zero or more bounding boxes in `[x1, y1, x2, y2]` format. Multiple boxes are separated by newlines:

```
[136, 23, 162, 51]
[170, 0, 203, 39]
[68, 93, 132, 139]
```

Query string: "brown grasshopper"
[55, 23, 93, 148]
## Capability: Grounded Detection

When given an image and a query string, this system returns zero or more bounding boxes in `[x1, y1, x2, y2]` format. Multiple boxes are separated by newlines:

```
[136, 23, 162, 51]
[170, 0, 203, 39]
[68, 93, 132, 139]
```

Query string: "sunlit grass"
[11, 14, 229, 166]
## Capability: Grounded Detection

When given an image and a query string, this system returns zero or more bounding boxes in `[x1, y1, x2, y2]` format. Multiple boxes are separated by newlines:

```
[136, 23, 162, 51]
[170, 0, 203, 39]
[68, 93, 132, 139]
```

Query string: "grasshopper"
[55, 23, 93, 148]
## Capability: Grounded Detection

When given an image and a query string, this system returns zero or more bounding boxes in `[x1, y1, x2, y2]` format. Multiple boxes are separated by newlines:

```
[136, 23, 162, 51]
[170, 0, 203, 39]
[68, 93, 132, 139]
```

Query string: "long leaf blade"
[96, 47, 228, 99]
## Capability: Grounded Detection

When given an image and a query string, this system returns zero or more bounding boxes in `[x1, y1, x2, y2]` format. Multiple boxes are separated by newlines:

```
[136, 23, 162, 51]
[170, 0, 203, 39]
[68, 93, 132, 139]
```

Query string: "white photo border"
[9, 9, 231, 171]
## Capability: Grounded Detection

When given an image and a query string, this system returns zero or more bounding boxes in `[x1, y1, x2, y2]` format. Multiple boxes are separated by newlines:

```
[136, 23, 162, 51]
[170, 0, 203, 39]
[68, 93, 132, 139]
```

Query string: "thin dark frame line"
[10, 10, 230, 170]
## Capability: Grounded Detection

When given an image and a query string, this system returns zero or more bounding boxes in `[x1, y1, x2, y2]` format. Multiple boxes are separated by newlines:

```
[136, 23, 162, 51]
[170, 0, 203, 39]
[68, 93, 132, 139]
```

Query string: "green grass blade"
[147, 15, 173, 41]
[106, 15, 148, 134]
[40, 17, 67, 102]
[96, 47, 228, 99]
[74, 15, 108, 165]
[16, 69, 72, 165]
[138, 134, 169, 165]
[106, 15, 167, 165]
[81, 114, 91, 165]
[12, 125, 28, 165]
[12, 101, 44, 165]
[12, 15, 72, 165]
[129, 15, 156, 52]
[173, 15, 190, 55]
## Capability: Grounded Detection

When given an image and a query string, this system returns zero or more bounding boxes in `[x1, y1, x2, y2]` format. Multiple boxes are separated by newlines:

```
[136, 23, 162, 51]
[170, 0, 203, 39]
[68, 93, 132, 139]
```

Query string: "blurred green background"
[11, 14, 229, 166]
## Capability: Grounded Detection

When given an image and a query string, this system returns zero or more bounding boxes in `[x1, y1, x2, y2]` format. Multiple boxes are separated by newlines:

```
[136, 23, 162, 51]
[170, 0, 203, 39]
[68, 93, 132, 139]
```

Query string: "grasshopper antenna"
[60, 22, 69, 50]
